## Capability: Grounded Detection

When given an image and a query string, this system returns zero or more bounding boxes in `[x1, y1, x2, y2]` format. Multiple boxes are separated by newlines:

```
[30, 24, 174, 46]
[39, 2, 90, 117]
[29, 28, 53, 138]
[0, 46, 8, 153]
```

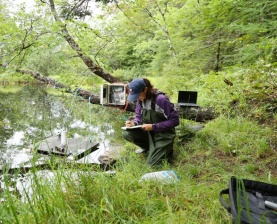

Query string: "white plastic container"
[60, 129, 67, 146]
[139, 170, 180, 183]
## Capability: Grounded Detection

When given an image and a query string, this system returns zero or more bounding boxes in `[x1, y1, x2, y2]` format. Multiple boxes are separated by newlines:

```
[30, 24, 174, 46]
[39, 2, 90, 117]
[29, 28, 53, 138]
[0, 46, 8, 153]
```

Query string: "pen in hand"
[122, 116, 135, 127]
[125, 120, 135, 127]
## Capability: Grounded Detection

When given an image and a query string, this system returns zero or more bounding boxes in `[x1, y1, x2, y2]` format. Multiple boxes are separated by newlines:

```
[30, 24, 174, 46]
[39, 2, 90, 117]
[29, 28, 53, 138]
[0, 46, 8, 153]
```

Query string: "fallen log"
[16, 68, 217, 122]
[177, 106, 217, 122]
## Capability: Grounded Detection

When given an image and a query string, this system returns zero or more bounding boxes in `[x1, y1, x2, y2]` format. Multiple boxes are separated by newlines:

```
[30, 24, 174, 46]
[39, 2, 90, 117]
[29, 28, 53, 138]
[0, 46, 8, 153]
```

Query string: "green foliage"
[26, 48, 64, 76]
[1, 0, 275, 95]
[191, 115, 272, 157]
[0, 71, 36, 84]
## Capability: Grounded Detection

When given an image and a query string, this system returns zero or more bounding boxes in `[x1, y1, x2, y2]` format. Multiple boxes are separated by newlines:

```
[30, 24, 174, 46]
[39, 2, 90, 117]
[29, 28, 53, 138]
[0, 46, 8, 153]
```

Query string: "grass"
[187, 115, 273, 157]
[0, 118, 275, 224]
[0, 165, 231, 223]
[0, 130, 275, 222]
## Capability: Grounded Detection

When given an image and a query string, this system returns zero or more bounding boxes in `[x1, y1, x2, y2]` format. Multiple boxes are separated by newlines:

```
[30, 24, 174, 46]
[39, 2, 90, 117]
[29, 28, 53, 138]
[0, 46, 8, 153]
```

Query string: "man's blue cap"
[127, 78, 146, 101]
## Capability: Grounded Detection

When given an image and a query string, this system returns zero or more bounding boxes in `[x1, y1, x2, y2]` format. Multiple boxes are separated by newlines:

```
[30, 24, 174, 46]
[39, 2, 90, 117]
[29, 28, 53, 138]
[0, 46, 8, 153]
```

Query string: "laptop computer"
[177, 91, 199, 107]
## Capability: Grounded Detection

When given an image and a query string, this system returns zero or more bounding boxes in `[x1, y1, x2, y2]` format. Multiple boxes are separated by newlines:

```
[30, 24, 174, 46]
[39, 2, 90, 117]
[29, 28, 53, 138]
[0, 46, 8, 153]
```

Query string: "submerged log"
[16, 68, 217, 122]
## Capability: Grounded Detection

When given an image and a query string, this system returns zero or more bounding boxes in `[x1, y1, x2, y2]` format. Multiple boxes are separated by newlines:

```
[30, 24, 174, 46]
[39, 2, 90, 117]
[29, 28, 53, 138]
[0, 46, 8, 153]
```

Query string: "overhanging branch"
[47, 0, 120, 84]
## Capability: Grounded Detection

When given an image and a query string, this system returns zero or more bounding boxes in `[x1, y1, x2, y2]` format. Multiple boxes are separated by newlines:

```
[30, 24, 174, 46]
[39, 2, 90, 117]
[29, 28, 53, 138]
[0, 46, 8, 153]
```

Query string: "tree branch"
[47, 0, 120, 84]
[65, 0, 88, 20]
[114, 0, 155, 37]
[144, 2, 178, 64]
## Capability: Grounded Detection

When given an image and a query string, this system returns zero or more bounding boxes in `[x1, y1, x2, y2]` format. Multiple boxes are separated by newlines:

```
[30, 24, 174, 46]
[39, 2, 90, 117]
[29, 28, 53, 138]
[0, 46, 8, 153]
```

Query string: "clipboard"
[121, 125, 142, 130]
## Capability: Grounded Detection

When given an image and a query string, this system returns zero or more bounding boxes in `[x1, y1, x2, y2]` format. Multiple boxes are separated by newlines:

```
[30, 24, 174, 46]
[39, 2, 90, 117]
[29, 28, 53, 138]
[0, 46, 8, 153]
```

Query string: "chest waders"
[122, 94, 176, 166]
[142, 105, 176, 166]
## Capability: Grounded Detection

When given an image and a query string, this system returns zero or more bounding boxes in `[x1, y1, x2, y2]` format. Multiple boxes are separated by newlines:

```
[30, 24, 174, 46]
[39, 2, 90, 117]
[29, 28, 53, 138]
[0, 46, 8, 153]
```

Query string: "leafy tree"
[1, 0, 276, 88]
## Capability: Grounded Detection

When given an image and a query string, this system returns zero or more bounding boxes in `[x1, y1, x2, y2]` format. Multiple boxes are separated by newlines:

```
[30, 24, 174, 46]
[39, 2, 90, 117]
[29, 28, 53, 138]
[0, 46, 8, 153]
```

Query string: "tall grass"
[1, 132, 275, 224]
[0, 164, 232, 224]
[1, 104, 275, 223]
[188, 115, 273, 157]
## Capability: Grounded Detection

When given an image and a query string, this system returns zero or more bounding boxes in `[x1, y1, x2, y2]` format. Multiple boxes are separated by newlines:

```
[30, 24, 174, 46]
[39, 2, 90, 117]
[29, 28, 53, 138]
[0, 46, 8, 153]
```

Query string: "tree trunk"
[215, 42, 221, 72]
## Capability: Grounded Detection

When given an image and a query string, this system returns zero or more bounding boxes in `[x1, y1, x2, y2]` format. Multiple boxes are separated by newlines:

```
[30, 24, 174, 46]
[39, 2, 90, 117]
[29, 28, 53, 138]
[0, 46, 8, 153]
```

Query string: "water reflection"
[0, 85, 125, 167]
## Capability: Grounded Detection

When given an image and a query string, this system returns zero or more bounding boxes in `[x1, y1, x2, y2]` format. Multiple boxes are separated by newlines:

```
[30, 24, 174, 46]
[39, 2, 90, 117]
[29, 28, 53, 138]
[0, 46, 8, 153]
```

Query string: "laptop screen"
[178, 91, 198, 104]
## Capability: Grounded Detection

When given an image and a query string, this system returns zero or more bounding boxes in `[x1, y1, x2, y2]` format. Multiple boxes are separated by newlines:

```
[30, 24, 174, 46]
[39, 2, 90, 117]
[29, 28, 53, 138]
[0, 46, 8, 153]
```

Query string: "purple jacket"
[133, 94, 179, 132]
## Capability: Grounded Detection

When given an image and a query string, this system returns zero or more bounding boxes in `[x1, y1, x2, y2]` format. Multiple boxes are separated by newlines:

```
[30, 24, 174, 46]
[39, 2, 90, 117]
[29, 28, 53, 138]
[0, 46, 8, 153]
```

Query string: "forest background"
[0, 0, 276, 223]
